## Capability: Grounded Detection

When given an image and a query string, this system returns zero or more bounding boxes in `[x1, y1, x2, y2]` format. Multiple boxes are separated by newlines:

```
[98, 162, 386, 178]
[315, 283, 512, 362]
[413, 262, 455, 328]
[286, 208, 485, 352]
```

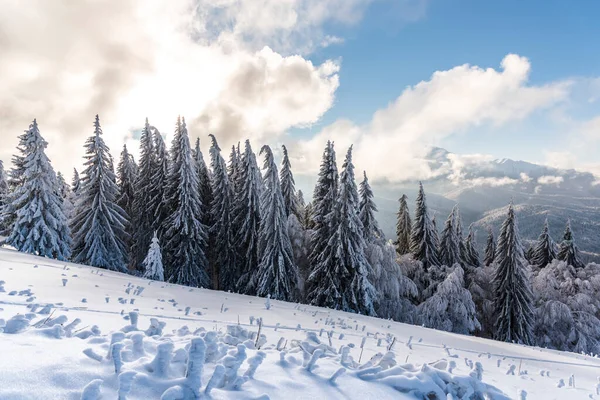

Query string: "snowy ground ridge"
[1, 248, 600, 399]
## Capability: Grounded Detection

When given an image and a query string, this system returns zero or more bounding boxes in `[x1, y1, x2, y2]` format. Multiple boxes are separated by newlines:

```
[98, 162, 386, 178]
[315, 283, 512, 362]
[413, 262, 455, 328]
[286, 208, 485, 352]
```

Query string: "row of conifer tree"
[0, 115, 597, 353]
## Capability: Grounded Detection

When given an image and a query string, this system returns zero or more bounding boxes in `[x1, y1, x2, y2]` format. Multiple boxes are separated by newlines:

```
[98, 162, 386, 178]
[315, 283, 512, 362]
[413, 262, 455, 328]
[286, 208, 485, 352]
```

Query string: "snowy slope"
[1, 248, 600, 399]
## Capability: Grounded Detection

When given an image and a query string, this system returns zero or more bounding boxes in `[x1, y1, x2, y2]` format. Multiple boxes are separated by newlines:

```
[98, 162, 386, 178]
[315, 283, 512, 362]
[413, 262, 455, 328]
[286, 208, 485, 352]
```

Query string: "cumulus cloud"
[520, 172, 532, 183]
[294, 54, 571, 182]
[0, 0, 373, 174]
[537, 175, 564, 185]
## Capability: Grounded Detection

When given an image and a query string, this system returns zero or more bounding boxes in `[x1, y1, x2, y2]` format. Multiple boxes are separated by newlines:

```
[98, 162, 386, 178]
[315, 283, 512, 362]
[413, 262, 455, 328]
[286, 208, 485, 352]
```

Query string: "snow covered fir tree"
[3, 114, 600, 356]
[2, 119, 71, 260]
[161, 117, 209, 288]
[143, 231, 164, 282]
[492, 203, 534, 345]
[70, 115, 129, 271]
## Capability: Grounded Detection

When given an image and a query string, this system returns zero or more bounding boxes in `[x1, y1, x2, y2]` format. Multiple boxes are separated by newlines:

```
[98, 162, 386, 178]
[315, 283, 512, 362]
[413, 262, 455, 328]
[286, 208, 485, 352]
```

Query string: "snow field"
[1, 248, 600, 399]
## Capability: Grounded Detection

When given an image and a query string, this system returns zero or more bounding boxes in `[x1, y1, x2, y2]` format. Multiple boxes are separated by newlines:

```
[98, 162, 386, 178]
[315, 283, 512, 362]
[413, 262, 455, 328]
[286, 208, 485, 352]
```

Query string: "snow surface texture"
[1, 248, 600, 399]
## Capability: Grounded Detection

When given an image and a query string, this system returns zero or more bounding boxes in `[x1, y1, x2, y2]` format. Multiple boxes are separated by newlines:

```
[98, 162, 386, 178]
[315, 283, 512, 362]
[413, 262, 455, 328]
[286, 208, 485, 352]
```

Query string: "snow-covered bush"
[366, 240, 417, 323]
[418, 265, 481, 334]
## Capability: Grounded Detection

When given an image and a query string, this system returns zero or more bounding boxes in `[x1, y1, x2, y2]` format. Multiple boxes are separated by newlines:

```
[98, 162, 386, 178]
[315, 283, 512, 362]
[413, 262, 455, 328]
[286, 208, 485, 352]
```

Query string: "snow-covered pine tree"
[438, 206, 461, 268]
[7, 128, 28, 191]
[394, 194, 412, 255]
[307, 146, 376, 315]
[483, 226, 495, 266]
[208, 134, 236, 291]
[117, 144, 137, 265]
[255, 145, 299, 301]
[71, 115, 128, 271]
[161, 117, 209, 287]
[56, 171, 74, 220]
[531, 218, 557, 269]
[409, 183, 440, 271]
[492, 203, 534, 345]
[464, 223, 481, 268]
[192, 138, 213, 230]
[524, 245, 534, 264]
[56, 172, 70, 200]
[297, 190, 306, 210]
[149, 126, 170, 235]
[306, 141, 338, 298]
[227, 144, 242, 196]
[431, 212, 440, 256]
[418, 265, 481, 334]
[358, 171, 382, 241]
[280, 145, 300, 219]
[1, 129, 30, 234]
[301, 201, 315, 230]
[131, 119, 156, 270]
[455, 207, 468, 264]
[557, 220, 584, 269]
[233, 140, 262, 294]
[143, 231, 164, 281]
[0, 160, 8, 232]
[288, 212, 312, 299]
[5, 119, 71, 260]
[71, 168, 80, 194]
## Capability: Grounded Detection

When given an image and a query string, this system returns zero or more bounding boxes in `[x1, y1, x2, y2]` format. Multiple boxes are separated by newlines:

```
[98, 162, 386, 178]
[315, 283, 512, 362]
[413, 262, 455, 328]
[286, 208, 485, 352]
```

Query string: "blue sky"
[298, 0, 600, 164]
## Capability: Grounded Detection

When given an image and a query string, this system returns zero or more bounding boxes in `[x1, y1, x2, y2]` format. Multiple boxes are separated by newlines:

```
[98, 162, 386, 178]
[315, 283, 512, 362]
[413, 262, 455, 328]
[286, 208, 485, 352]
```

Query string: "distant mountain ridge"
[375, 147, 600, 262]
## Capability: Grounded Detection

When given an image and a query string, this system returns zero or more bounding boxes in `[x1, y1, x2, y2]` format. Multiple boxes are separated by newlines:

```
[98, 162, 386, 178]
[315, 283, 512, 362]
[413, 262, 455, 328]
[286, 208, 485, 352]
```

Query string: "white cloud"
[520, 172, 532, 182]
[537, 175, 564, 185]
[294, 54, 571, 182]
[456, 176, 520, 188]
[0, 0, 369, 174]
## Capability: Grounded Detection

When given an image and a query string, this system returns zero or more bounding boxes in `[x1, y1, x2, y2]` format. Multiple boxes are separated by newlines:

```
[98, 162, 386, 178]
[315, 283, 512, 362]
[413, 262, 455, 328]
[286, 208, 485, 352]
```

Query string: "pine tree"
[307, 146, 376, 315]
[71, 115, 128, 271]
[131, 119, 157, 270]
[71, 168, 80, 194]
[438, 206, 461, 267]
[161, 117, 209, 287]
[255, 145, 299, 301]
[208, 134, 236, 291]
[557, 219, 584, 269]
[301, 201, 315, 230]
[0, 160, 8, 232]
[143, 231, 164, 282]
[297, 190, 306, 209]
[483, 226, 495, 266]
[192, 138, 213, 230]
[280, 145, 300, 219]
[358, 171, 382, 241]
[410, 183, 440, 271]
[418, 266, 480, 334]
[233, 140, 262, 294]
[227, 144, 242, 196]
[5, 119, 71, 260]
[524, 245, 534, 264]
[395, 194, 412, 255]
[455, 208, 468, 264]
[7, 128, 28, 190]
[56, 171, 74, 220]
[308, 141, 338, 271]
[492, 203, 534, 345]
[2, 129, 30, 234]
[150, 126, 170, 235]
[117, 144, 137, 265]
[531, 218, 557, 269]
[464, 224, 481, 267]
[56, 172, 70, 200]
[431, 212, 440, 257]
